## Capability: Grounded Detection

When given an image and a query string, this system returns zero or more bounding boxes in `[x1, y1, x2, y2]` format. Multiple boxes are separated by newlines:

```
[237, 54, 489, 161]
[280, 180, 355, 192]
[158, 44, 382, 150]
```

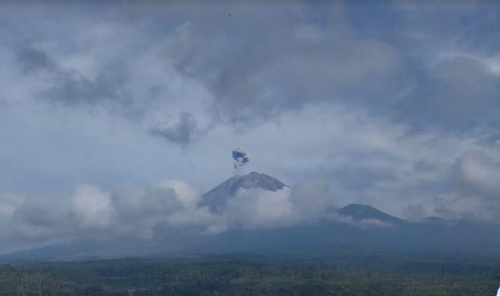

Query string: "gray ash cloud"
[232, 147, 250, 174]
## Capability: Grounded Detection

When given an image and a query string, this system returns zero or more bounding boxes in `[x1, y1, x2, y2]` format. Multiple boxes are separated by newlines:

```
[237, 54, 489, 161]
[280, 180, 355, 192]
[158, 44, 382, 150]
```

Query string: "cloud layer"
[0, 179, 345, 253]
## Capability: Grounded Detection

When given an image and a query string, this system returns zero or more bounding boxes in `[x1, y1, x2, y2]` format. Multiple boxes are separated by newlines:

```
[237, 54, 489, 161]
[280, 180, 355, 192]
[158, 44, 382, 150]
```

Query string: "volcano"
[338, 204, 407, 225]
[200, 172, 288, 213]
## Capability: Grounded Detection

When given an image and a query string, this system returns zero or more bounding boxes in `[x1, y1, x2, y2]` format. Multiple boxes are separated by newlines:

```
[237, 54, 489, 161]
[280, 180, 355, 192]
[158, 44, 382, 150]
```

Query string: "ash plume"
[232, 147, 250, 175]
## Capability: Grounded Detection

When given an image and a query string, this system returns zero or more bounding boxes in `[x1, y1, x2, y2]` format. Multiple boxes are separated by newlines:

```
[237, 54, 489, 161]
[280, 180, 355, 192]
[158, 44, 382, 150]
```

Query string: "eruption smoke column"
[232, 147, 250, 175]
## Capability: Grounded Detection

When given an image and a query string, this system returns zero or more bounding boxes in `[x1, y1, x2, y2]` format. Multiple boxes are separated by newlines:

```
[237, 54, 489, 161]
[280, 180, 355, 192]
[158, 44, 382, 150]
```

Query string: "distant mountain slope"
[3, 203, 500, 263]
[338, 204, 407, 225]
[200, 172, 287, 212]
[4, 172, 500, 263]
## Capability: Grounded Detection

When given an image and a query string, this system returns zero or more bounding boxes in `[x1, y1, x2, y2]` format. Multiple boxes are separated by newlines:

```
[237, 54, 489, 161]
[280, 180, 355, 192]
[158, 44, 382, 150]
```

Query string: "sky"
[1, 0, 500, 253]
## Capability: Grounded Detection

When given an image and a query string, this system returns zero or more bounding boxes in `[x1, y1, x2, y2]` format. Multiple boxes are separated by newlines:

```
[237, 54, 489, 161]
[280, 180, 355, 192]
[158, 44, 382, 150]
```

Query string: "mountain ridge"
[200, 171, 288, 213]
[338, 204, 407, 225]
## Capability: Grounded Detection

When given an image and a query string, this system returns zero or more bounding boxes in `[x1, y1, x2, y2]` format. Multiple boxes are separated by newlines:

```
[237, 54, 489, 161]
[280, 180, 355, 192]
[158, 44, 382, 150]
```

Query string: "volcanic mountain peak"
[338, 204, 407, 224]
[200, 172, 287, 213]
[237, 171, 287, 191]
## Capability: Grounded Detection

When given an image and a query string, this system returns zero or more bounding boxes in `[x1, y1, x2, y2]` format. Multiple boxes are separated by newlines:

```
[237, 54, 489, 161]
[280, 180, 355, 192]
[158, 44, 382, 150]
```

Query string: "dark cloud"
[11, 3, 500, 134]
[158, 2, 500, 134]
[16, 45, 55, 74]
[150, 112, 198, 148]
[166, 7, 405, 125]
[14, 44, 152, 119]
[58, 66, 126, 104]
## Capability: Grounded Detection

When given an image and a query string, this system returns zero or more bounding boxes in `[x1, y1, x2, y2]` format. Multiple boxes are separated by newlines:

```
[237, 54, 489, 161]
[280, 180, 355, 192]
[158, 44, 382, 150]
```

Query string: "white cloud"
[454, 151, 500, 199]
[157, 180, 200, 209]
[224, 188, 294, 229]
[0, 179, 338, 251]
[72, 185, 112, 229]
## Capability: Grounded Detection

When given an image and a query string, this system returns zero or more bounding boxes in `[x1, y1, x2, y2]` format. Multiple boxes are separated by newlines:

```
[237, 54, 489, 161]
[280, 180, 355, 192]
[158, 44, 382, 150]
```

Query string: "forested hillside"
[1, 255, 499, 296]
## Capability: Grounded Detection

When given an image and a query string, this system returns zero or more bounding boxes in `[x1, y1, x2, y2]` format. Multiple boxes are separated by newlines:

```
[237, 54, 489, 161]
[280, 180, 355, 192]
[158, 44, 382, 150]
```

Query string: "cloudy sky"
[1, 1, 500, 253]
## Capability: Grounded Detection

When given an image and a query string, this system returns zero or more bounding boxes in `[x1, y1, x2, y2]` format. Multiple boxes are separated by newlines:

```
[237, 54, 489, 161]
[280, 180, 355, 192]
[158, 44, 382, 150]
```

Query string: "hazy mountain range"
[2, 172, 500, 263]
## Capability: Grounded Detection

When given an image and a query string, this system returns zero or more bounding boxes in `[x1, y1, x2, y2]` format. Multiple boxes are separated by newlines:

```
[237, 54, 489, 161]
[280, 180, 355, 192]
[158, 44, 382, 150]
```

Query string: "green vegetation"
[1, 255, 499, 295]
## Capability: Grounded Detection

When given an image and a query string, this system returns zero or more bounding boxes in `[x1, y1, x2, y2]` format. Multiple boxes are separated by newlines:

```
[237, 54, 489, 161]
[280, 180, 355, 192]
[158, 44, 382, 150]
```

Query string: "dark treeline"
[1, 255, 500, 296]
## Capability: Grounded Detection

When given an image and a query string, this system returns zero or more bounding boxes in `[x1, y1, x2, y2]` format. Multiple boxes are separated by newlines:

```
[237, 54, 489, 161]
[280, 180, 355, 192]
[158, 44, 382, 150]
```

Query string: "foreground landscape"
[1, 255, 499, 296]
